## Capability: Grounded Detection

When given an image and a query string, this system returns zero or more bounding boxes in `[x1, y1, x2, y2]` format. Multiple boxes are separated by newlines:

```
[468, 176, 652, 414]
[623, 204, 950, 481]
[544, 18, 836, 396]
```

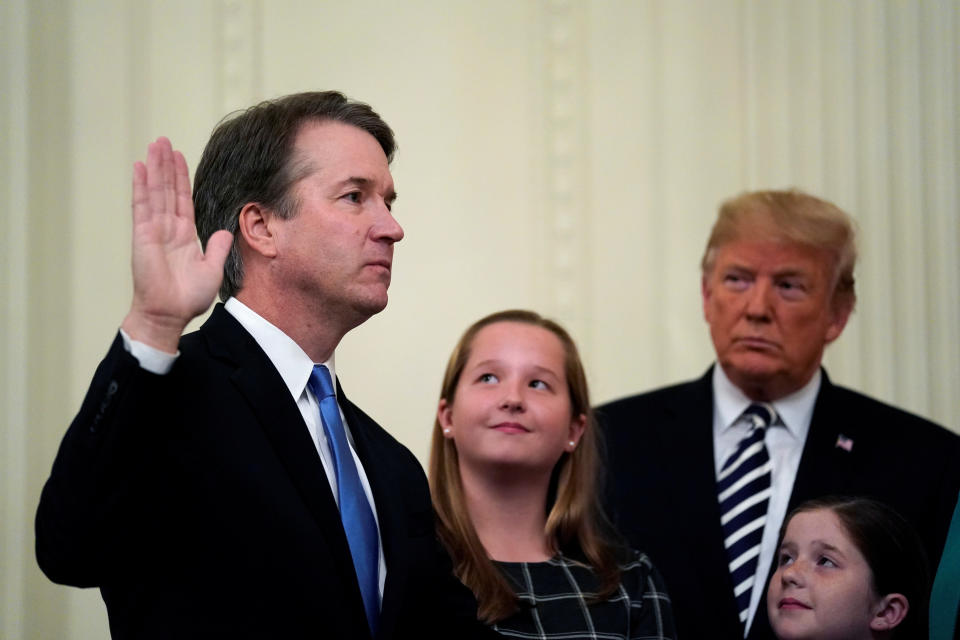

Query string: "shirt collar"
[224, 297, 337, 401]
[712, 364, 820, 439]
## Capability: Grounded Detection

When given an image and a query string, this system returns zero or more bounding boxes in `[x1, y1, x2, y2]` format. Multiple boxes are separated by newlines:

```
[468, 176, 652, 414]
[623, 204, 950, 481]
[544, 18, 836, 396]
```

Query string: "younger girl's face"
[767, 509, 883, 640]
[437, 321, 586, 476]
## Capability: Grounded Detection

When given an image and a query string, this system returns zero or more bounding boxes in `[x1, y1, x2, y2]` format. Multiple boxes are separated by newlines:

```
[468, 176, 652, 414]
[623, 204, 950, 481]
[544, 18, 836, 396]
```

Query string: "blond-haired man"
[599, 190, 959, 640]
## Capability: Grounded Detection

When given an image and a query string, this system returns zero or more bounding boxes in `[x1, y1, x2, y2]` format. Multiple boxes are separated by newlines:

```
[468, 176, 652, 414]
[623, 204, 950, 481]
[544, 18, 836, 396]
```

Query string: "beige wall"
[3, 0, 958, 637]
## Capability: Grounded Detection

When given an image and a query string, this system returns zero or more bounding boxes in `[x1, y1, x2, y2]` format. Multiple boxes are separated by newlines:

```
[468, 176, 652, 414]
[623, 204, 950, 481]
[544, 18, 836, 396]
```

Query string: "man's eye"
[343, 192, 361, 203]
[723, 274, 749, 290]
[777, 280, 807, 299]
[479, 373, 498, 384]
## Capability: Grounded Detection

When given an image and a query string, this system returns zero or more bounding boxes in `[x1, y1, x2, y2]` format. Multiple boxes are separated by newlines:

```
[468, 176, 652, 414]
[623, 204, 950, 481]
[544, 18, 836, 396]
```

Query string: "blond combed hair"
[428, 310, 622, 623]
[701, 189, 858, 314]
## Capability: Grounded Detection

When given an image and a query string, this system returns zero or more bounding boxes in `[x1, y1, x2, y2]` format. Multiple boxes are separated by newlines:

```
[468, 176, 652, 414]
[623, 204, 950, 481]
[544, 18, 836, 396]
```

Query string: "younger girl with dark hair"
[767, 496, 929, 639]
[429, 310, 675, 639]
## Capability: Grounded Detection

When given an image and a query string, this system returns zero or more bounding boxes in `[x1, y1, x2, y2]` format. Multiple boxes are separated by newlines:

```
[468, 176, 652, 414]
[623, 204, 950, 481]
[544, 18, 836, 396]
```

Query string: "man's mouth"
[365, 259, 392, 274]
[735, 336, 777, 349]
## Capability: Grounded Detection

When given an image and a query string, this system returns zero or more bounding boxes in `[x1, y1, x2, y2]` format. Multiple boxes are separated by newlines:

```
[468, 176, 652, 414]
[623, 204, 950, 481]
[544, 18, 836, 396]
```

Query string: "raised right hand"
[121, 137, 233, 353]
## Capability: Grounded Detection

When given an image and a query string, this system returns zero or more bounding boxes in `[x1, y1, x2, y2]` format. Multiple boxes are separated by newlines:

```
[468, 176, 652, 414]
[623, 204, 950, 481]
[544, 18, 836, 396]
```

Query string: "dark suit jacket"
[36, 305, 492, 640]
[597, 367, 960, 640]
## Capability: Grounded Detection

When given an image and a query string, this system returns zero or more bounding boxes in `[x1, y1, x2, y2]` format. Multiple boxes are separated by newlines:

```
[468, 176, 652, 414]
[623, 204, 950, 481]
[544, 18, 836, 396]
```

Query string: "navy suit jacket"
[597, 367, 960, 640]
[36, 305, 491, 639]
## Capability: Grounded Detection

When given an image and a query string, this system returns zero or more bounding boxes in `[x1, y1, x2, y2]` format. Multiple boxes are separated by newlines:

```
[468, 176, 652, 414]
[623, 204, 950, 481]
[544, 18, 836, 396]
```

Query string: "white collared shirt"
[712, 365, 820, 636]
[122, 298, 387, 600]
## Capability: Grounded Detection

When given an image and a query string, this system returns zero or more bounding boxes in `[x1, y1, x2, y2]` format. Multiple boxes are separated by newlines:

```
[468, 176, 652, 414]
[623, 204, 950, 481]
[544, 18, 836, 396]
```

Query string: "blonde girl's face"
[437, 321, 586, 477]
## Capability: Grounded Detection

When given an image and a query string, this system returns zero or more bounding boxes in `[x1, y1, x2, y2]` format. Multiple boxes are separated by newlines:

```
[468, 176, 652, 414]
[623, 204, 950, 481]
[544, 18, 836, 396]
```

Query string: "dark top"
[35, 305, 495, 640]
[598, 367, 960, 640]
[492, 551, 676, 640]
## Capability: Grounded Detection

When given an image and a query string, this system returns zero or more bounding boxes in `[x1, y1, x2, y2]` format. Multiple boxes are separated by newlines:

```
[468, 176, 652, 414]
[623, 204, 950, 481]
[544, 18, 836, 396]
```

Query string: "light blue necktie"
[307, 364, 380, 636]
[718, 403, 775, 633]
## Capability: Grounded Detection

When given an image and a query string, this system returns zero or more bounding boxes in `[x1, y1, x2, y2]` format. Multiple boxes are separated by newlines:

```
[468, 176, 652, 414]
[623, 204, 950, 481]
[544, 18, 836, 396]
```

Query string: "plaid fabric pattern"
[492, 551, 675, 640]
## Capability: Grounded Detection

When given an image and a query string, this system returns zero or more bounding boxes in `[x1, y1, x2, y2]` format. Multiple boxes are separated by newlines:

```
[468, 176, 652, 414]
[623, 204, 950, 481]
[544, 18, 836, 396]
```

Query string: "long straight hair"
[428, 310, 623, 622]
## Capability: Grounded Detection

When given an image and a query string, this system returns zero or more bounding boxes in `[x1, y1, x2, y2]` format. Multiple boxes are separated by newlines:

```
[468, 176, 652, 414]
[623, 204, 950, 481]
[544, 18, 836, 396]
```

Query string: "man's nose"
[373, 202, 404, 244]
[745, 279, 773, 319]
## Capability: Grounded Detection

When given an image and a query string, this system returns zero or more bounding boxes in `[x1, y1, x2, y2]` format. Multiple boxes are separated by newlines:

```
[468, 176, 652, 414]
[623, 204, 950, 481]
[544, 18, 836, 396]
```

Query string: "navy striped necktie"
[718, 403, 776, 632]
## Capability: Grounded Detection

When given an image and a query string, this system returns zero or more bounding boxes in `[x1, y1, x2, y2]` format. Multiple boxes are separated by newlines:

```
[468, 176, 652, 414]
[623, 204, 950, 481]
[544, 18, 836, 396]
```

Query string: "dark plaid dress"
[491, 551, 675, 640]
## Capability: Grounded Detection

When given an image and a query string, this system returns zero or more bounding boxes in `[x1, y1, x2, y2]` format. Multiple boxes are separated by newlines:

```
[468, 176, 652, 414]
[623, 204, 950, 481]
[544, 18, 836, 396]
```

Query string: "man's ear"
[824, 296, 853, 344]
[237, 203, 278, 258]
[868, 593, 908, 632]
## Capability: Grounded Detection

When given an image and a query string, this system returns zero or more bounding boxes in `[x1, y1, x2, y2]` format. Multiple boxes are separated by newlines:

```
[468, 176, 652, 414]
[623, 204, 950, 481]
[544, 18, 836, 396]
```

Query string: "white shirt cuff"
[119, 328, 179, 375]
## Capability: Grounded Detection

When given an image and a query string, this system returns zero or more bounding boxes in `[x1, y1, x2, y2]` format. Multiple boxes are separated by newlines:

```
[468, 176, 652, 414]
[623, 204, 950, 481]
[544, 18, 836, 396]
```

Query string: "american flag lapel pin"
[835, 433, 854, 452]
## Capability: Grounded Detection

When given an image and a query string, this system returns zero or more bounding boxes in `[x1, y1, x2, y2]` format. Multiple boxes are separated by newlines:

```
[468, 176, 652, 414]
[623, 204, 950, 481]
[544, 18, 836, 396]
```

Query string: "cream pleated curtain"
[3, 1, 957, 637]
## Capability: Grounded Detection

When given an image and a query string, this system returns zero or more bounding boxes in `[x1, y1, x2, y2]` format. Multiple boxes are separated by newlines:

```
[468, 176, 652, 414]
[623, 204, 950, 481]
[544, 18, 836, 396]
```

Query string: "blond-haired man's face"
[702, 239, 851, 401]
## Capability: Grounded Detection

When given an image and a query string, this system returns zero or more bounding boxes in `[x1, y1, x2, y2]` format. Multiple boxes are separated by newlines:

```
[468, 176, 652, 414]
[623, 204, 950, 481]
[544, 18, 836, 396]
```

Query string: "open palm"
[123, 137, 232, 351]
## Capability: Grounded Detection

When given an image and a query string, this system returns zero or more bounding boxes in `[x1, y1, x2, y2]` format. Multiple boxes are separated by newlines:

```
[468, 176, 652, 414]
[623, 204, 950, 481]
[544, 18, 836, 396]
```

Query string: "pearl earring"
[443, 428, 451, 434]
[569, 441, 576, 447]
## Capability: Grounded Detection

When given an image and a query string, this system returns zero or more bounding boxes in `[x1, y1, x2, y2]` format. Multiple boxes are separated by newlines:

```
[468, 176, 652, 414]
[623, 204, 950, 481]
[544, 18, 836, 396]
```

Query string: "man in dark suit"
[598, 190, 960, 640]
[36, 91, 493, 639]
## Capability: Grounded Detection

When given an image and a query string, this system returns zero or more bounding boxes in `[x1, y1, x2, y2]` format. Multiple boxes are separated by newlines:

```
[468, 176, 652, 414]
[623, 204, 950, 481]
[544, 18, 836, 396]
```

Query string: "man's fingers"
[145, 139, 165, 219]
[132, 161, 149, 224]
[159, 138, 176, 216]
[137, 137, 196, 232]
[145, 137, 176, 219]
[204, 230, 234, 273]
[173, 151, 194, 221]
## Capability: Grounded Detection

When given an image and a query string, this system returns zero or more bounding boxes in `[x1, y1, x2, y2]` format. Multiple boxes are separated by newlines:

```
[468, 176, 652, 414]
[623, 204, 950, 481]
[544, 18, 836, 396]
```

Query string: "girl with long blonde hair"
[429, 310, 675, 639]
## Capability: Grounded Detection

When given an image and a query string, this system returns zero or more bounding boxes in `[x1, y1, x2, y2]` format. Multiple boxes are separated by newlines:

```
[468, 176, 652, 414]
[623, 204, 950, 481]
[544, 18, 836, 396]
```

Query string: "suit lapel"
[671, 370, 743, 613]
[666, 371, 719, 515]
[789, 371, 859, 510]
[750, 371, 857, 639]
[199, 306, 366, 621]
[336, 386, 409, 640]
[660, 369, 763, 637]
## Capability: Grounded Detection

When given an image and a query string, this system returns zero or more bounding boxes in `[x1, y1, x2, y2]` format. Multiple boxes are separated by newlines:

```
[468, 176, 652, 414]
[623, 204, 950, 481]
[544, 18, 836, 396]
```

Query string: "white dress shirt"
[712, 365, 820, 636]
[121, 297, 387, 600]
